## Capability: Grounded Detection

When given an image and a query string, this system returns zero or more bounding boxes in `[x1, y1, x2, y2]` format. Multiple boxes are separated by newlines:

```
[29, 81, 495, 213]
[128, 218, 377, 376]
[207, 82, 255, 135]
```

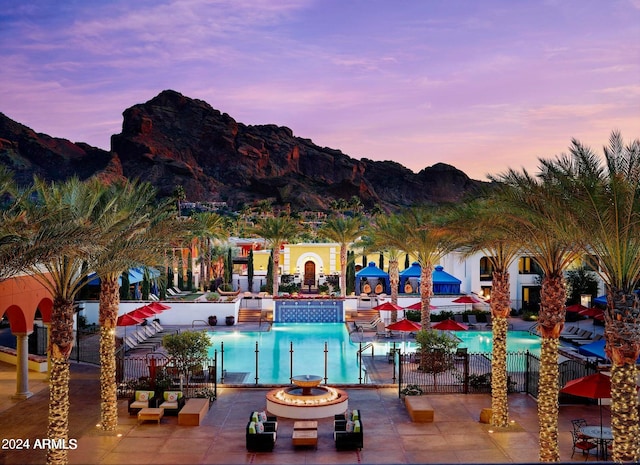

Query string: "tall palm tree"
[251, 216, 300, 295]
[366, 213, 408, 321]
[399, 207, 455, 329]
[188, 212, 227, 288]
[26, 177, 107, 465]
[538, 132, 640, 462]
[318, 216, 363, 297]
[91, 180, 179, 431]
[491, 173, 581, 459]
[447, 198, 522, 429]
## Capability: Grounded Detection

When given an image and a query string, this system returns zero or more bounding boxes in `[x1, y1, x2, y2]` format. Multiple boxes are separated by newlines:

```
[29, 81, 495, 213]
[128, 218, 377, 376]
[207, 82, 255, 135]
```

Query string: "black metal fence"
[29, 324, 101, 365]
[116, 352, 218, 400]
[396, 350, 598, 398]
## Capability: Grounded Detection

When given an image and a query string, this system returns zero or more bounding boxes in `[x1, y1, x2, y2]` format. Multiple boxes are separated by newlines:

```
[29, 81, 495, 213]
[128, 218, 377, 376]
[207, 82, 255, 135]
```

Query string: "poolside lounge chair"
[375, 321, 389, 339]
[466, 315, 479, 329]
[561, 326, 580, 336]
[123, 335, 157, 352]
[453, 314, 465, 323]
[561, 330, 593, 342]
[574, 334, 604, 345]
[374, 283, 384, 294]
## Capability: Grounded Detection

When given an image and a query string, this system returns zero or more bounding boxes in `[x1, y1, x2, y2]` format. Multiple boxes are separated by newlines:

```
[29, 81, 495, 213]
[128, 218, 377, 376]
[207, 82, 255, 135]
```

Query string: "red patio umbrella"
[128, 306, 156, 319]
[386, 318, 421, 332]
[452, 295, 480, 311]
[579, 307, 604, 318]
[373, 302, 405, 312]
[117, 313, 144, 326]
[406, 301, 438, 310]
[566, 303, 589, 313]
[561, 372, 612, 433]
[148, 302, 170, 311]
[432, 319, 469, 331]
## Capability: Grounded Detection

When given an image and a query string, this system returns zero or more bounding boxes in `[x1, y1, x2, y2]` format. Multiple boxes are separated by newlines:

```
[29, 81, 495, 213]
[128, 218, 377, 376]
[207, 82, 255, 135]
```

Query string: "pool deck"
[0, 317, 611, 464]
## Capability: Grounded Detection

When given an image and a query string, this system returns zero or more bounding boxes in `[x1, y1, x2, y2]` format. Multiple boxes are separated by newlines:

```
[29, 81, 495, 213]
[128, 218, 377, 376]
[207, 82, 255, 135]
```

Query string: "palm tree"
[250, 216, 300, 295]
[490, 174, 581, 458]
[366, 214, 407, 321]
[447, 198, 522, 429]
[90, 180, 178, 432]
[25, 177, 107, 465]
[188, 212, 227, 288]
[537, 132, 640, 462]
[318, 216, 363, 297]
[399, 207, 455, 329]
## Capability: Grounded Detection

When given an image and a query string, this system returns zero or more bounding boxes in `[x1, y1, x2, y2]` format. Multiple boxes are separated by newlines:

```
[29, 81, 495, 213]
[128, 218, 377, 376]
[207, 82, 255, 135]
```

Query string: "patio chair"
[157, 390, 185, 415]
[246, 420, 277, 452]
[334, 416, 363, 450]
[485, 314, 493, 328]
[466, 314, 479, 329]
[571, 419, 589, 440]
[453, 314, 464, 323]
[571, 430, 597, 460]
[128, 390, 157, 415]
[375, 321, 389, 339]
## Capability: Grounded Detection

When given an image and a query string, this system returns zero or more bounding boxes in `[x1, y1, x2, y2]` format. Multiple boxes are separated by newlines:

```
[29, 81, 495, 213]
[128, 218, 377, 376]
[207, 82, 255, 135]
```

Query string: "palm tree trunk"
[389, 258, 399, 322]
[47, 296, 74, 465]
[537, 273, 565, 462]
[419, 263, 433, 329]
[272, 247, 280, 296]
[490, 270, 510, 428]
[605, 289, 640, 463]
[99, 275, 119, 431]
[538, 337, 560, 462]
[340, 244, 347, 297]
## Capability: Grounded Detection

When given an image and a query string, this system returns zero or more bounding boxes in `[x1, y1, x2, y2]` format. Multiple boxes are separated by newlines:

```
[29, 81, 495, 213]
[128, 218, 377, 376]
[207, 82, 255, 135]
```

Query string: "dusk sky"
[1, 1, 638, 181]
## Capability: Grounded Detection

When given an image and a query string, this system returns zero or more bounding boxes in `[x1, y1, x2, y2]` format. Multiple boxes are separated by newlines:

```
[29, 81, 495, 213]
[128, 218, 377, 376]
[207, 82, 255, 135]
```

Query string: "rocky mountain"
[0, 90, 488, 211]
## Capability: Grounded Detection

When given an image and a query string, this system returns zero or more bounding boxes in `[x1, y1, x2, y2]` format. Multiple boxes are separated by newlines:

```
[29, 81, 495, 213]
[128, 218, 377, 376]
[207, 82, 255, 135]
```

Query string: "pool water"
[207, 325, 541, 384]
[207, 323, 362, 384]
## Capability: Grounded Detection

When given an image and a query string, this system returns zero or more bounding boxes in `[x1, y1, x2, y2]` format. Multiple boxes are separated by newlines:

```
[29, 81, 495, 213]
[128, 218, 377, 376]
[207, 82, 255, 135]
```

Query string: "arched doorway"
[304, 261, 316, 287]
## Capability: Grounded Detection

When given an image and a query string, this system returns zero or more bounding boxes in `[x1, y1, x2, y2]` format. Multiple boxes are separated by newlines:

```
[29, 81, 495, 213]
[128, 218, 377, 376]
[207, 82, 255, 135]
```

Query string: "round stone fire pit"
[266, 374, 348, 419]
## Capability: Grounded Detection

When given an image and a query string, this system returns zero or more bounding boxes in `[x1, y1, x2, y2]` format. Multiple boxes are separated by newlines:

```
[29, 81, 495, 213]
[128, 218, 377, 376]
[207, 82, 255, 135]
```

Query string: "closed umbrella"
[432, 319, 469, 331]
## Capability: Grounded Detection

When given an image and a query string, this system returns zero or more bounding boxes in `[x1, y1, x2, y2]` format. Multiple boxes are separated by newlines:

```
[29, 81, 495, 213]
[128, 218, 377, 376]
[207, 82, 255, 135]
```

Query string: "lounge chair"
[453, 314, 464, 323]
[148, 293, 159, 301]
[485, 314, 493, 328]
[130, 331, 160, 350]
[561, 326, 580, 336]
[561, 330, 593, 342]
[171, 286, 188, 295]
[467, 315, 479, 329]
[574, 334, 604, 345]
[124, 335, 157, 352]
[374, 283, 384, 294]
[375, 321, 389, 339]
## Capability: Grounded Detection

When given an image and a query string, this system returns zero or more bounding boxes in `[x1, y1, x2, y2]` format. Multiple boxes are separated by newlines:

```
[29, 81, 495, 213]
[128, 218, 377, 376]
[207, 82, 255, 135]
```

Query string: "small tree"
[247, 249, 254, 293]
[162, 331, 210, 385]
[415, 329, 459, 387]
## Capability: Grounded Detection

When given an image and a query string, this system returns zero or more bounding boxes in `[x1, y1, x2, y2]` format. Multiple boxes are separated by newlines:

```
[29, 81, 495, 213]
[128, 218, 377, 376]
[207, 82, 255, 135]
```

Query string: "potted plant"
[225, 315, 235, 326]
[193, 387, 216, 406]
[208, 315, 217, 326]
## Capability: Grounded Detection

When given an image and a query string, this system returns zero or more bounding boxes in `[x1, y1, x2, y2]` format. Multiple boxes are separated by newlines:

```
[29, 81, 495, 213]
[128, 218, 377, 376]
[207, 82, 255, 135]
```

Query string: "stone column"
[12, 332, 33, 400]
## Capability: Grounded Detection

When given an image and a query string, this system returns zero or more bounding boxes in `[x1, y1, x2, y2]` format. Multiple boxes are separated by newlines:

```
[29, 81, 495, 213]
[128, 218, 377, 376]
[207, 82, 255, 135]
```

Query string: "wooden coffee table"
[137, 407, 164, 424]
[293, 420, 318, 430]
[292, 429, 318, 448]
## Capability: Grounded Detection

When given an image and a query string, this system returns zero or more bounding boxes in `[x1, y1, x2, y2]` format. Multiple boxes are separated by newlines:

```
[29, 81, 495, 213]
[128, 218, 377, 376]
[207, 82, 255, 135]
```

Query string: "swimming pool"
[371, 331, 541, 356]
[207, 325, 541, 384]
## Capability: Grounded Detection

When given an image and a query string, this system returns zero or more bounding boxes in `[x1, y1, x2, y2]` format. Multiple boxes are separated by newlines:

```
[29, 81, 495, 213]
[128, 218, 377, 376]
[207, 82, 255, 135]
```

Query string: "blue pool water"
[207, 325, 541, 384]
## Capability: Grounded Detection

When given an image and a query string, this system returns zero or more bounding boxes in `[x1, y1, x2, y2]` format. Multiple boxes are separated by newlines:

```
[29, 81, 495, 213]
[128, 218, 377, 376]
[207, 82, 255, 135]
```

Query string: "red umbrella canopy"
[148, 302, 170, 311]
[579, 307, 604, 318]
[128, 306, 156, 319]
[432, 319, 469, 331]
[117, 313, 143, 327]
[386, 318, 421, 332]
[566, 303, 590, 313]
[406, 302, 438, 310]
[560, 372, 612, 399]
[372, 302, 405, 312]
[452, 295, 480, 304]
